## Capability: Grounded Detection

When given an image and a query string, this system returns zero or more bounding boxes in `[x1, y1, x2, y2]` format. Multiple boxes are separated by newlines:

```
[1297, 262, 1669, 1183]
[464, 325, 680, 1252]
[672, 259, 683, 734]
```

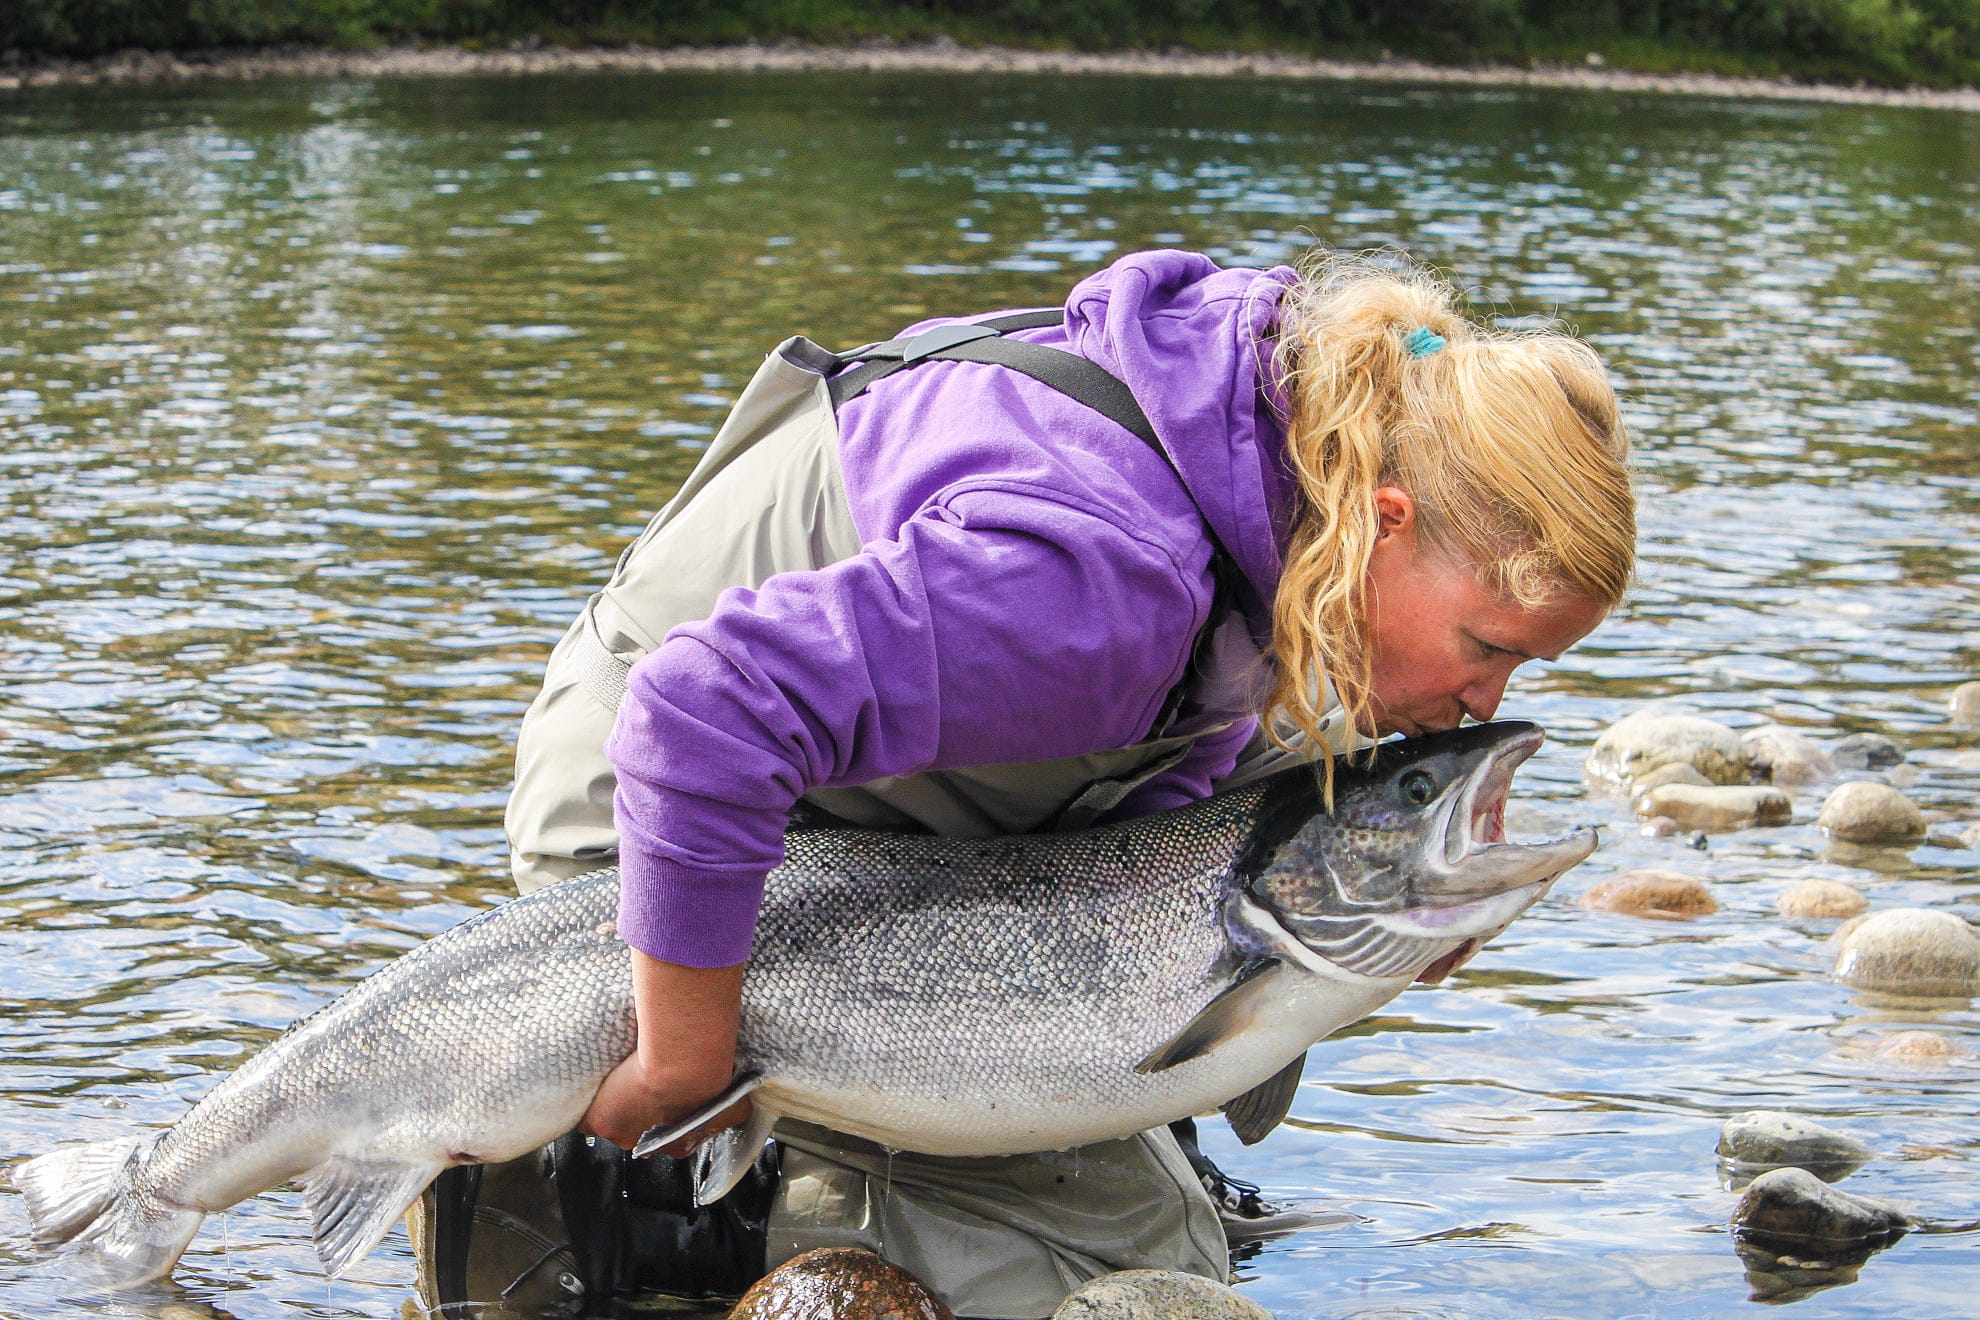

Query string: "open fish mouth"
[1411, 726, 1598, 918]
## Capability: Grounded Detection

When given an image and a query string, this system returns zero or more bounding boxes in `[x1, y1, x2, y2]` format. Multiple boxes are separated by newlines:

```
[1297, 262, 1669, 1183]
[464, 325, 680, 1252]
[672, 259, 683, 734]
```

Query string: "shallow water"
[0, 68, 1976, 1319]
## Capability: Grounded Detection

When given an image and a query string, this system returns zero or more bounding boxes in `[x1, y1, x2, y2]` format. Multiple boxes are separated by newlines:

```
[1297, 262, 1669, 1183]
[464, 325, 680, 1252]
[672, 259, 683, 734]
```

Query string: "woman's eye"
[1400, 771, 1437, 805]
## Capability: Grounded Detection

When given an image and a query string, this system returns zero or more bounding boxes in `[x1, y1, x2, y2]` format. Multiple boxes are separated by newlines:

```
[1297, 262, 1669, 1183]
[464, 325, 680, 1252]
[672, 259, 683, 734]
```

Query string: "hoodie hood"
[1063, 250, 1298, 633]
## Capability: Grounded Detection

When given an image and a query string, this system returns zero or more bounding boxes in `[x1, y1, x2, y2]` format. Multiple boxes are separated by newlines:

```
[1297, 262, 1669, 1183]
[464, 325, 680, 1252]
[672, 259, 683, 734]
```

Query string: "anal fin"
[1134, 958, 1283, 1074]
[301, 1156, 446, 1278]
[1221, 1050, 1305, 1145]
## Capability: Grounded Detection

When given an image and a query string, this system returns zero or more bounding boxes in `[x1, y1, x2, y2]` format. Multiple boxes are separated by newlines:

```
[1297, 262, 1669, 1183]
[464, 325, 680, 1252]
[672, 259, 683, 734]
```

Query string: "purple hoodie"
[607, 251, 1299, 967]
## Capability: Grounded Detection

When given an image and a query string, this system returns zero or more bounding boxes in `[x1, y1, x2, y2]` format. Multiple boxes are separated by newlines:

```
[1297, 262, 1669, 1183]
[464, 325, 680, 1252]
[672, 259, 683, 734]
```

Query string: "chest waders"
[419, 315, 1291, 1318]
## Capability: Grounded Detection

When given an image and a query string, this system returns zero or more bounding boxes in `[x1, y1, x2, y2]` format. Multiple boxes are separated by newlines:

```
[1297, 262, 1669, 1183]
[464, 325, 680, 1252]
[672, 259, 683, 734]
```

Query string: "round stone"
[1631, 762, 1713, 793]
[1718, 1111, 1874, 1172]
[1052, 1270, 1275, 1320]
[1950, 681, 1980, 724]
[730, 1248, 955, 1320]
[1741, 724, 1835, 786]
[1638, 783, 1791, 832]
[1832, 908, 1980, 997]
[1963, 823, 1980, 850]
[1830, 732, 1904, 771]
[1817, 781, 1926, 844]
[1639, 815, 1681, 838]
[1579, 869, 1718, 920]
[1873, 1031, 1967, 1062]
[1730, 1167, 1909, 1247]
[1777, 879, 1868, 920]
[1587, 707, 1751, 787]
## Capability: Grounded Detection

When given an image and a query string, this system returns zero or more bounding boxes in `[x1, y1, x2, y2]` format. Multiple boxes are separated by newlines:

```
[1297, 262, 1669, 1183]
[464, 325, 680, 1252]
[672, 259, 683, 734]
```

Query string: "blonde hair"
[1265, 249, 1636, 781]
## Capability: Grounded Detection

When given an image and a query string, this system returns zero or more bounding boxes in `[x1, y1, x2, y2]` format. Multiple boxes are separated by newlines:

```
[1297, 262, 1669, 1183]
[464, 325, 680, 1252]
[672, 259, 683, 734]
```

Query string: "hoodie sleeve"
[606, 484, 1213, 968]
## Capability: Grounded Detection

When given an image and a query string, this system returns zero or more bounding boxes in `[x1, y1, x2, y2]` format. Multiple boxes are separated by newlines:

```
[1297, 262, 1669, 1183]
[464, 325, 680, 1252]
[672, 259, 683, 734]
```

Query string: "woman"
[459, 248, 1633, 1317]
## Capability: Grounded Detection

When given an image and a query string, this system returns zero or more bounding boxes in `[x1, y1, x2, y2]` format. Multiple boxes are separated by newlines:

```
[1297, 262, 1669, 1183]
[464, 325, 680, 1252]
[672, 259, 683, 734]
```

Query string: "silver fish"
[14, 720, 1595, 1290]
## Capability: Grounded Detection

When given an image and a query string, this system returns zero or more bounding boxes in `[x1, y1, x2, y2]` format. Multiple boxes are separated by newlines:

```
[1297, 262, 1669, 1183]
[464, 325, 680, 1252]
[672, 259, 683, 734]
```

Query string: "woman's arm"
[581, 953, 748, 1151]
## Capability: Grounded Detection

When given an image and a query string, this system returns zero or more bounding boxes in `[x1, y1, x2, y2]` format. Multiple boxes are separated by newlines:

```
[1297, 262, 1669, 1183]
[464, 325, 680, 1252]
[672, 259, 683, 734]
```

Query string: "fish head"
[1241, 721, 1597, 979]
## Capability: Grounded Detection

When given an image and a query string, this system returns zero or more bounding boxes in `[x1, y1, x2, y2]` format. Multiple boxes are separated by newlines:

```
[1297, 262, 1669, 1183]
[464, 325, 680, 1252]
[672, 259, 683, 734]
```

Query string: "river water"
[0, 68, 1976, 1319]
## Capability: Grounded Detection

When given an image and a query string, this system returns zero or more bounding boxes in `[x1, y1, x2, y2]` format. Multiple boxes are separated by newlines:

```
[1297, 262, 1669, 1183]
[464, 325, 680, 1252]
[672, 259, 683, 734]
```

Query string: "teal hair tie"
[1403, 326, 1447, 358]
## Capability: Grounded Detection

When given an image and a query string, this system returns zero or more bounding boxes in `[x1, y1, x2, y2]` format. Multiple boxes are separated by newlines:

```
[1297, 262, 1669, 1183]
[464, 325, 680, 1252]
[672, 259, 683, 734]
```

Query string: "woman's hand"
[579, 953, 750, 1154]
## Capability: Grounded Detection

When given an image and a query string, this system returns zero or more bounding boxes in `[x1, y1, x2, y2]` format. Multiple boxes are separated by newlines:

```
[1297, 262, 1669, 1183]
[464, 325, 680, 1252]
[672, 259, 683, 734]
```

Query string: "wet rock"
[1830, 913, 1871, 944]
[1950, 681, 1980, 724]
[1578, 869, 1718, 919]
[1964, 822, 1980, 850]
[730, 1248, 955, 1320]
[1831, 908, 1980, 997]
[1718, 1111, 1874, 1177]
[1639, 815, 1681, 838]
[1586, 708, 1750, 787]
[1817, 781, 1925, 844]
[1926, 830, 1969, 850]
[1730, 1167, 1908, 1248]
[1741, 725, 1835, 786]
[1632, 762, 1712, 793]
[1638, 783, 1791, 832]
[1873, 1031, 1967, 1062]
[1052, 1271, 1273, 1320]
[1830, 732, 1904, 771]
[1776, 879, 1868, 920]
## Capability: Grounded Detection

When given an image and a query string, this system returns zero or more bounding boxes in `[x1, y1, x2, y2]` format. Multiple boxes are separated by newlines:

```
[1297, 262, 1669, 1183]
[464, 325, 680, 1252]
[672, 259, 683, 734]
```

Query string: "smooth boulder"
[1741, 725, 1835, 786]
[1873, 1031, 1967, 1063]
[1816, 781, 1925, 845]
[1579, 869, 1718, 920]
[1730, 1167, 1908, 1248]
[1776, 879, 1868, 920]
[1830, 733, 1903, 771]
[1638, 783, 1790, 832]
[1052, 1271, 1274, 1320]
[729, 1249, 954, 1320]
[1950, 681, 1980, 724]
[1718, 1112, 1873, 1177]
[1587, 707, 1750, 787]
[1831, 908, 1980, 997]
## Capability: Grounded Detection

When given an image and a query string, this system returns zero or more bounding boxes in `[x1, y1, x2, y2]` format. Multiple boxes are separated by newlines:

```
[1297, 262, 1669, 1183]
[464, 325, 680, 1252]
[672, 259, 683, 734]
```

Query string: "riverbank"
[4, 39, 1977, 111]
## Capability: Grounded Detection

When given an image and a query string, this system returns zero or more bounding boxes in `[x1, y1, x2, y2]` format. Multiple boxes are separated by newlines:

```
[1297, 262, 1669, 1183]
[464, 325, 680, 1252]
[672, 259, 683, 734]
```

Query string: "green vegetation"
[5, 0, 1978, 88]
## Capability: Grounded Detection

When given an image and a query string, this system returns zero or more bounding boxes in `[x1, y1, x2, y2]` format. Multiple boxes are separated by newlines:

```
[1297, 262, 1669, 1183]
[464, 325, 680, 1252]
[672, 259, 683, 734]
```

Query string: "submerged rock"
[730, 1248, 954, 1320]
[1950, 681, 1980, 724]
[1830, 733, 1904, 771]
[1718, 1111, 1874, 1178]
[1777, 879, 1868, 920]
[1579, 869, 1718, 919]
[1639, 814, 1682, 838]
[1587, 708, 1750, 787]
[1817, 782, 1925, 844]
[1052, 1270, 1273, 1320]
[1730, 1167, 1909, 1248]
[1632, 762, 1713, 793]
[1741, 725, 1835, 786]
[1873, 1031, 1968, 1063]
[1638, 783, 1791, 832]
[1832, 908, 1980, 997]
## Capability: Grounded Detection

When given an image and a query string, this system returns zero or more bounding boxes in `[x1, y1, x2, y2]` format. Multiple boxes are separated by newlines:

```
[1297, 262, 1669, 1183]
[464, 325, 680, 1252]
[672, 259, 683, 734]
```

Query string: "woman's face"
[1361, 487, 1610, 738]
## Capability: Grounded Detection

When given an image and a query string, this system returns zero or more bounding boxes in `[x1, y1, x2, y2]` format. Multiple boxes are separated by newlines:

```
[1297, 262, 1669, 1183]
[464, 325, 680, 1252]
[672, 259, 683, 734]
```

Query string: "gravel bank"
[4, 39, 1976, 111]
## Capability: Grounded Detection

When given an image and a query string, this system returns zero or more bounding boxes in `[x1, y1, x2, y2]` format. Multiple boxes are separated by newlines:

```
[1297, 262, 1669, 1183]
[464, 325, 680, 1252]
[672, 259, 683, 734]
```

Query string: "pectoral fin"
[630, 1070, 764, 1159]
[301, 1156, 447, 1278]
[691, 1103, 780, 1206]
[1221, 1050, 1305, 1145]
[1133, 958, 1283, 1074]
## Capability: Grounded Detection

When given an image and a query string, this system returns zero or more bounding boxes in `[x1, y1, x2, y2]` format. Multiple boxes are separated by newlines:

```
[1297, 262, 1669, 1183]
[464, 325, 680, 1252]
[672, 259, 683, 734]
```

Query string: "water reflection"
[1, 68, 1977, 1317]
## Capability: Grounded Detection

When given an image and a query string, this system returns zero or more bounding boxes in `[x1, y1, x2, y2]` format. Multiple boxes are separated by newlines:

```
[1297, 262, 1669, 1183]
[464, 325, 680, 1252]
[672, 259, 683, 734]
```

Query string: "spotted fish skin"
[13, 721, 1595, 1289]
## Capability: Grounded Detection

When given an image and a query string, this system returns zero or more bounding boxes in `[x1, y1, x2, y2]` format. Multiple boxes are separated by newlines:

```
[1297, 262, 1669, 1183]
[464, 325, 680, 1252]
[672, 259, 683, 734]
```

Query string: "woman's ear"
[1372, 486, 1416, 540]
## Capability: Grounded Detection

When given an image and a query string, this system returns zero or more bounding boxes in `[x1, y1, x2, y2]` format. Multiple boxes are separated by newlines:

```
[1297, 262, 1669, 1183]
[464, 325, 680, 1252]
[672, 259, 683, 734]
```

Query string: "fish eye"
[1399, 770, 1437, 806]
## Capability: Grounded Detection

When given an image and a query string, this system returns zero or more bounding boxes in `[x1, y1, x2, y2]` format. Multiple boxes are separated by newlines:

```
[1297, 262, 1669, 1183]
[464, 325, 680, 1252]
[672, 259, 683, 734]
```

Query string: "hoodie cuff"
[615, 848, 763, 968]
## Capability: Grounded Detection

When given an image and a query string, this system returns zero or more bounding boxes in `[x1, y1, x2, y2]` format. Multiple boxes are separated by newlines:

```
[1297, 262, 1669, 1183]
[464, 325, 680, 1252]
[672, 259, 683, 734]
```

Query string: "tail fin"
[11, 1136, 204, 1289]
